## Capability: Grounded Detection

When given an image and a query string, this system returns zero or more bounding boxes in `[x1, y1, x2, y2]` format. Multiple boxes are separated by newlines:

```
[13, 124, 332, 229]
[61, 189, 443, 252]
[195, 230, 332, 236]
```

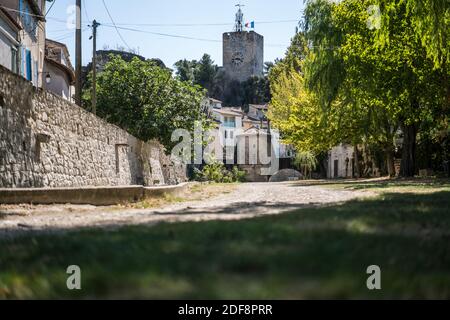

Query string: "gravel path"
[0, 182, 372, 237]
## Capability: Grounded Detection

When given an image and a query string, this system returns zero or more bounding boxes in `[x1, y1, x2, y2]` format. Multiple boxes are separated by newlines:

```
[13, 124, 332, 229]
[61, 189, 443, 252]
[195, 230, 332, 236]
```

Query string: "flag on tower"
[245, 21, 255, 28]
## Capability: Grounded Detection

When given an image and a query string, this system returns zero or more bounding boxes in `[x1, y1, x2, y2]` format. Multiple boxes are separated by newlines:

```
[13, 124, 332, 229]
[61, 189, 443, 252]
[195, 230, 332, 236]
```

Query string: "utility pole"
[91, 20, 100, 115]
[75, 0, 82, 106]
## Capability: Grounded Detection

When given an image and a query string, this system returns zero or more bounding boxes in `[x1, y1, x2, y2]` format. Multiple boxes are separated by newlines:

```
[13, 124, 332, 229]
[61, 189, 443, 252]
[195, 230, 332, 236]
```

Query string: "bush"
[294, 151, 318, 179]
[194, 162, 246, 183]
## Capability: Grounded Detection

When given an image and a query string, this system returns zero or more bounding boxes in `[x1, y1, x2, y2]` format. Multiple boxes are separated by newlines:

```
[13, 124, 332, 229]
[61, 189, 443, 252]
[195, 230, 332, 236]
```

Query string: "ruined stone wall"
[0, 65, 186, 188]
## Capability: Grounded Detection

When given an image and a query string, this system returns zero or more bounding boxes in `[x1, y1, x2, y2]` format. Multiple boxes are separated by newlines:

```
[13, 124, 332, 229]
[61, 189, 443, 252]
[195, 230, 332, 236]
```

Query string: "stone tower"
[223, 6, 264, 83]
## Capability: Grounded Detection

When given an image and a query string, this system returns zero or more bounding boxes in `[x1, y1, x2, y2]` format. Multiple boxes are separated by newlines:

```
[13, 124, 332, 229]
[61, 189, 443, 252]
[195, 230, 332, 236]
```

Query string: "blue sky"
[45, 0, 304, 69]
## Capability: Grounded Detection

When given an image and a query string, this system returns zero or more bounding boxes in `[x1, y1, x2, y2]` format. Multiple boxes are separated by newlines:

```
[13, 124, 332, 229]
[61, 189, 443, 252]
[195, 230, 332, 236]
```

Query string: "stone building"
[223, 31, 264, 83]
[1, 0, 48, 87]
[222, 6, 264, 83]
[202, 97, 295, 182]
[43, 39, 75, 102]
[0, 6, 20, 73]
[327, 144, 355, 178]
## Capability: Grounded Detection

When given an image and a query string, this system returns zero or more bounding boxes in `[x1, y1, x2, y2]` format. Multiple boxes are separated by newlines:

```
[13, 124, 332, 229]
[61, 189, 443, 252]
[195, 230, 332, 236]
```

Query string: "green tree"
[175, 54, 272, 108]
[174, 59, 196, 82]
[264, 62, 275, 76]
[377, 0, 450, 68]
[268, 57, 338, 155]
[302, 0, 448, 176]
[194, 54, 218, 93]
[174, 54, 218, 95]
[93, 56, 208, 151]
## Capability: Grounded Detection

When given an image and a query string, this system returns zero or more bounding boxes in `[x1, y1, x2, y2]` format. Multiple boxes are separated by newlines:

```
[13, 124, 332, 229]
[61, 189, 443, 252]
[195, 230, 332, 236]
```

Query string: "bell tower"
[223, 4, 264, 83]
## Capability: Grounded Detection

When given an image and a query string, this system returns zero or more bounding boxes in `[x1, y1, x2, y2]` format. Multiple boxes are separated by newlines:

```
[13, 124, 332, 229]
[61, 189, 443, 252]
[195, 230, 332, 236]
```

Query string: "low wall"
[0, 65, 186, 188]
[0, 183, 190, 206]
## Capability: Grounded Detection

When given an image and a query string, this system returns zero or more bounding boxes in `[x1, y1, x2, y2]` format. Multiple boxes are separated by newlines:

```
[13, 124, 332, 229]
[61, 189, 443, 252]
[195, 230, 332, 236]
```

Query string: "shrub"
[194, 162, 246, 183]
[294, 151, 318, 179]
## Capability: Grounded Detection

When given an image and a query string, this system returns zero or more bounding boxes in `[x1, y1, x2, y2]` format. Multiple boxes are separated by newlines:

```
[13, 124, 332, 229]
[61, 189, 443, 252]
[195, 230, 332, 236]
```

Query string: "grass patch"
[0, 180, 449, 299]
[313, 178, 450, 194]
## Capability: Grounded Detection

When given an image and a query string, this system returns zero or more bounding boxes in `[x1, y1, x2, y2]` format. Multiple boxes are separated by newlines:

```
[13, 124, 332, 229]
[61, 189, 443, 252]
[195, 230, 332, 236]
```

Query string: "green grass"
[1, 180, 450, 299]
[306, 178, 450, 193]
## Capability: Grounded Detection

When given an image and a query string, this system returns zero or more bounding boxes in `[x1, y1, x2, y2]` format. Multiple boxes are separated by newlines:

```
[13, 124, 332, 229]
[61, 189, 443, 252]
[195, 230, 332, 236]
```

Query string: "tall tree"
[377, 0, 450, 68]
[94, 56, 208, 151]
[302, 0, 447, 176]
[174, 54, 218, 95]
[174, 59, 196, 82]
[194, 54, 218, 93]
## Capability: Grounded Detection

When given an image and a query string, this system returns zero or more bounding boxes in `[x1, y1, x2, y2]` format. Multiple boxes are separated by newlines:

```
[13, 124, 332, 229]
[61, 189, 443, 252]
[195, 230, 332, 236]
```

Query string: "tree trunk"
[385, 147, 396, 177]
[400, 123, 417, 177]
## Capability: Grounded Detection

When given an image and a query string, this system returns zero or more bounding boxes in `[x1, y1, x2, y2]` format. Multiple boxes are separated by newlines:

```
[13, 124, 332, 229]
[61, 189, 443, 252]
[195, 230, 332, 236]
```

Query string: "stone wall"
[0, 65, 186, 188]
[223, 31, 264, 83]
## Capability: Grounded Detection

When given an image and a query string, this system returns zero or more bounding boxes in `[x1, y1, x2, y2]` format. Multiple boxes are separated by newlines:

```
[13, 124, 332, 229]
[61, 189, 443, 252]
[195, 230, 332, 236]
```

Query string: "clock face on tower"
[231, 51, 244, 67]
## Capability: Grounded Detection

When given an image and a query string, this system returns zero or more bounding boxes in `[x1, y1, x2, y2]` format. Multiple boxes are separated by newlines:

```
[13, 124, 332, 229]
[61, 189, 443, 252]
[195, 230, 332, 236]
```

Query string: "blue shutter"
[26, 50, 32, 81]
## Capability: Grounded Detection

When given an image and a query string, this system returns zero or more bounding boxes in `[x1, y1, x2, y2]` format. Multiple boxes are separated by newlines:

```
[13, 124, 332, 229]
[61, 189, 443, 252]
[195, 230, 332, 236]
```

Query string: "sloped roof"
[0, 7, 21, 30]
[26, 0, 45, 21]
[239, 126, 270, 136]
[46, 38, 75, 71]
[45, 39, 75, 83]
[214, 107, 244, 117]
[249, 104, 268, 110]
[208, 98, 222, 104]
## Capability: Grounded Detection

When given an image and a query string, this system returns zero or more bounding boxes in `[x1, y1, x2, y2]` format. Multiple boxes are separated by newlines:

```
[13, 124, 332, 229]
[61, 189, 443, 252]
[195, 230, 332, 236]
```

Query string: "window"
[223, 116, 236, 128]
[19, 0, 38, 38]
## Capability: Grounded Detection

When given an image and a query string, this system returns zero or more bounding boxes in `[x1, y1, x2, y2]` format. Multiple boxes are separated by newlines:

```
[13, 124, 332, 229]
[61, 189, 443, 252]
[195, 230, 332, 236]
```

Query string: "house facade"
[248, 104, 268, 122]
[327, 144, 355, 178]
[203, 98, 244, 164]
[0, 6, 20, 73]
[0, 0, 47, 87]
[43, 39, 75, 101]
[203, 98, 296, 181]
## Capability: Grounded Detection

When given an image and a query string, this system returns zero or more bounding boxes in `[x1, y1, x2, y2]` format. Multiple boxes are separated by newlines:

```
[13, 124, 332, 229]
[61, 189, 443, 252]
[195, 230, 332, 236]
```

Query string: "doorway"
[334, 160, 339, 178]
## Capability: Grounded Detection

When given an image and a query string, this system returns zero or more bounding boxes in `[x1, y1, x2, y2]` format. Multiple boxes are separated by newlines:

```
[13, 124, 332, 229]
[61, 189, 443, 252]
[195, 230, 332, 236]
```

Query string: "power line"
[101, 24, 289, 47]
[101, 0, 132, 51]
[0, 5, 44, 18]
[1, 4, 299, 29]
[24, 27, 89, 48]
[47, 28, 77, 33]
[82, 0, 90, 22]
[45, 0, 57, 17]
[103, 19, 299, 28]
[102, 24, 221, 43]
[0, 4, 291, 48]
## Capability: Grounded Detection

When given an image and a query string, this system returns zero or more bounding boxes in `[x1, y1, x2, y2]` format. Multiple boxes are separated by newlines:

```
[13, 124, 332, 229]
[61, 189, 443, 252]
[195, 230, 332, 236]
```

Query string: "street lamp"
[39, 72, 52, 87]
[45, 73, 51, 84]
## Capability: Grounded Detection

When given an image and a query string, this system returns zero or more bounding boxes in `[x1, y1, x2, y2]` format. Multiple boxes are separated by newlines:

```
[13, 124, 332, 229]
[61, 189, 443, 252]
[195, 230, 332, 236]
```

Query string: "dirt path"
[0, 182, 373, 237]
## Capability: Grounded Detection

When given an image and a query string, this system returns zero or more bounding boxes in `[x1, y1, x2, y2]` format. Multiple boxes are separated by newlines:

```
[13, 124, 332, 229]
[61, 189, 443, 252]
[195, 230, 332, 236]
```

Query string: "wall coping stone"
[0, 183, 190, 206]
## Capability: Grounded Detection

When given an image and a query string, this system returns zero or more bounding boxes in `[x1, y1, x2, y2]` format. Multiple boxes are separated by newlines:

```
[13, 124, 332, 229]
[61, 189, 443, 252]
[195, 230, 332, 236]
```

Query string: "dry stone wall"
[0, 65, 186, 188]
